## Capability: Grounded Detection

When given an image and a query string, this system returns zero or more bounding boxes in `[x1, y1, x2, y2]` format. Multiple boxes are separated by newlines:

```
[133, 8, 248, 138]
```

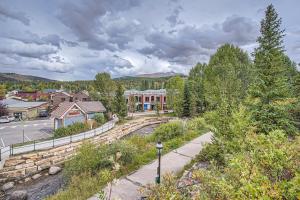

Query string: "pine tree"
[182, 81, 191, 117]
[113, 83, 127, 119]
[248, 4, 296, 134]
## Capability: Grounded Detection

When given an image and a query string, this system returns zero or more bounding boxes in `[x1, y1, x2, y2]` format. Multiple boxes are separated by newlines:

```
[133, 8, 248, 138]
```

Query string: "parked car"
[8, 116, 15, 122]
[0, 116, 10, 123]
[0, 116, 15, 123]
[39, 110, 48, 117]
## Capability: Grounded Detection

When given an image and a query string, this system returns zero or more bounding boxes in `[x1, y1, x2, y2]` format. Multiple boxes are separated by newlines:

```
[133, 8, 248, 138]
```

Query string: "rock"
[2, 182, 14, 191]
[49, 166, 61, 175]
[9, 190, 27, 200]
[32, 174, 41, 180]
[24, 177, 31, 182]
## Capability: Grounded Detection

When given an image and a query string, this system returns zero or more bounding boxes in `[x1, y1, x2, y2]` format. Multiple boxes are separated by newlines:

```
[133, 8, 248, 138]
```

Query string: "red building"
[124, 89, 167, 111]
[16, 91, 49, 101]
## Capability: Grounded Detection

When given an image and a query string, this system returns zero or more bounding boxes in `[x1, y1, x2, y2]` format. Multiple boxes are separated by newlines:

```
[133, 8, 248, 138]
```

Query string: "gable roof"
[51, 101, 106, 119]
[51, 102, 77, 119]
[76, 101, 106, 113]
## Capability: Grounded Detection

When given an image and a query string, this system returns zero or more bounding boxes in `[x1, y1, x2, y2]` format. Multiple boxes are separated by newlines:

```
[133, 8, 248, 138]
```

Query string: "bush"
[153, 121, 184, 141]
[64, 140, 138, 179]
[106, 140, 138, 166]
[187, 117, 209, 132]
[93, 113, 106, 125]
[192, 130, 300, 200]
[54, 122, 89, 138]
[142, 173, 184, 200]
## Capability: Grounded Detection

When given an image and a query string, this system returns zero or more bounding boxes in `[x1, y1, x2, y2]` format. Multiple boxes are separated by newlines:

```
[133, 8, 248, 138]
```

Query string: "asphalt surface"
[0, 119, 54, 147]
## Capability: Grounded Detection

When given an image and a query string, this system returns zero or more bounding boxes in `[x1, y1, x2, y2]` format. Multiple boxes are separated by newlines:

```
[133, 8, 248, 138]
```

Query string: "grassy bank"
[47, 118, 209, 200]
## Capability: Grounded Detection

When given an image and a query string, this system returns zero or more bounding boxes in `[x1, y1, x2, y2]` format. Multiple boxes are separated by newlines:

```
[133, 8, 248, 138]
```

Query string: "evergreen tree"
[182, 81, 191, 117]
[113, 83, 127, 119]
[248, 4, 296, 134]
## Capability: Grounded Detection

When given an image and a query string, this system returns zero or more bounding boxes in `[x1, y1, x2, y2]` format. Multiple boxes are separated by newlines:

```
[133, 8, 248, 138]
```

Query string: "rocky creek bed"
[1, 124, 159, 200]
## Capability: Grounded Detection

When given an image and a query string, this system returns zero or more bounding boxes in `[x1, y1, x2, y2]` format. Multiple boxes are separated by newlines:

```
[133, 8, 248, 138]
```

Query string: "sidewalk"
[88, 131, 213, 200]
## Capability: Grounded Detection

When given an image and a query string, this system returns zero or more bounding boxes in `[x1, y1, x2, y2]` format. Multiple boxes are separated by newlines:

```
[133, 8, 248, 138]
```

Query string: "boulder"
[9, 190, 27, 200]
[49, 166, 61, 175]
[2, 182, 14, 191]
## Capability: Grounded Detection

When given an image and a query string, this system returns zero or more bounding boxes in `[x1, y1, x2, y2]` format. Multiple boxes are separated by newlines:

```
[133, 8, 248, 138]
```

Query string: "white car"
[0, 116, 15, 123]
[0, 116, 10, 123]
[8, 116, 15, 122]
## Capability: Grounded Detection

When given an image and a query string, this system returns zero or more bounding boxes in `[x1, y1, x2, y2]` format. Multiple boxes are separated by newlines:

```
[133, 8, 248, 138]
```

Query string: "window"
[164, 96, 166, 102]
[82, 98, 87, 101]
[145, 97, 150, 102]
[151, 96, 154, 101]
[156, 97, 160, 102]
[61, 98, 66, 101]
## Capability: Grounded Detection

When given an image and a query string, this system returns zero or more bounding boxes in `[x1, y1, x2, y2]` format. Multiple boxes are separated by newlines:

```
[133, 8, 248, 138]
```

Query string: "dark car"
[39, 110, 48, 117]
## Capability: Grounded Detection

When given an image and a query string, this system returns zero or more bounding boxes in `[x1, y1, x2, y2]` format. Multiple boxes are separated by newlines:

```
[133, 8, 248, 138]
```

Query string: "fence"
[0, 120, 116, 164]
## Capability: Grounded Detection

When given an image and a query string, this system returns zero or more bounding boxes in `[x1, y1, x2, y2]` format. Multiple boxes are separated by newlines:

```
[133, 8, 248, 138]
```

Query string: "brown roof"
[51, 101, 106, 118]
[51, 102, 76, 118]
[76, 101, 106, 113]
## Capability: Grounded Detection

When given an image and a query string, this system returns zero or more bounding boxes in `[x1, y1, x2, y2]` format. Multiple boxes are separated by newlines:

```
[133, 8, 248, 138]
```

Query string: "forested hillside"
[0, 73, 54, 82]
[0, 73, 183, 93]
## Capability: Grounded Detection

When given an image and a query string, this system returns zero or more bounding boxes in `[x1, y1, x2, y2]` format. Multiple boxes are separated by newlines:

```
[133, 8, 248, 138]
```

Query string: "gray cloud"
[2, 31, 78, 49]
[166, 6, 184, 27]
[140, 15, 258, 65]
[0, 38, 58, 60]
[0, 4, 30, 25]
[58, 0, 141, 51]
[0, 0, 298, 80]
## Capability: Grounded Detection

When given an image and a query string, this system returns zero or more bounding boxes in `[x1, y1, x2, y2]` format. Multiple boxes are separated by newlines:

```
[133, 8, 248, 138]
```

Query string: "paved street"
[88, 131, 213, 200]
[0, 119, 53, 147]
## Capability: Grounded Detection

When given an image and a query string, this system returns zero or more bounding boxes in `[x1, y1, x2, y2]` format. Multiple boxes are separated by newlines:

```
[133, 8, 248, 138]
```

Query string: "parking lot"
[0, 119, 54, 147]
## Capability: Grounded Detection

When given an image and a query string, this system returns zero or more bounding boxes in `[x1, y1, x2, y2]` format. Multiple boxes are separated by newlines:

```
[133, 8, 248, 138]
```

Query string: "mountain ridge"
[0, 73, 54, 82]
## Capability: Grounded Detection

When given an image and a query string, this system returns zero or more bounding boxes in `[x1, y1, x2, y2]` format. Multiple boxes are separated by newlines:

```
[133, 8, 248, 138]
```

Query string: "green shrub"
[64, 142, 112, 178]
[64, 140, 138, 179]
[54, 122, 89, 138]
[193, 131, 300, 200]
[187, 117, 208, 132]
[106, 140, 138, 166]
[93, 113, 106, 125]
[153, 121, 184, 141]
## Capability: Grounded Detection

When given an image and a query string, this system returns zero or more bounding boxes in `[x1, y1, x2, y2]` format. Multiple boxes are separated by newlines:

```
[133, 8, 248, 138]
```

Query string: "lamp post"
[156, 141, 163, 184]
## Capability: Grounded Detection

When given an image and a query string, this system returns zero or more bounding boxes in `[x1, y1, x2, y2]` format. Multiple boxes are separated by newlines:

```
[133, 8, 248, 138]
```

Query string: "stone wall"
[0, 117, 169, 184]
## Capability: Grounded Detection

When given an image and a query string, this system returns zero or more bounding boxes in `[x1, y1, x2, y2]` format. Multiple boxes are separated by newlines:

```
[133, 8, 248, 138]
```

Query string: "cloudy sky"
[0, 0, 299, 80]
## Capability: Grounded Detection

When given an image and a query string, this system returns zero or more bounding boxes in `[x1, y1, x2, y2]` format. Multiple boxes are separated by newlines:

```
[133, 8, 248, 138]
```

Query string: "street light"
[156, 141, 163, 184]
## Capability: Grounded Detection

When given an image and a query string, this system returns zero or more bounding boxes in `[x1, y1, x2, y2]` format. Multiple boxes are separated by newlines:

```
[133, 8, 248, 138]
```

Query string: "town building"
[1, 98, 49, 119]
[50, 92, 72, 108]
[16, 91, 49, 101]
[73, 91, 91, 102]
[51, 101, 106, 129]
[50, 91, 91, 109]
[124, 89, 167, 111]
